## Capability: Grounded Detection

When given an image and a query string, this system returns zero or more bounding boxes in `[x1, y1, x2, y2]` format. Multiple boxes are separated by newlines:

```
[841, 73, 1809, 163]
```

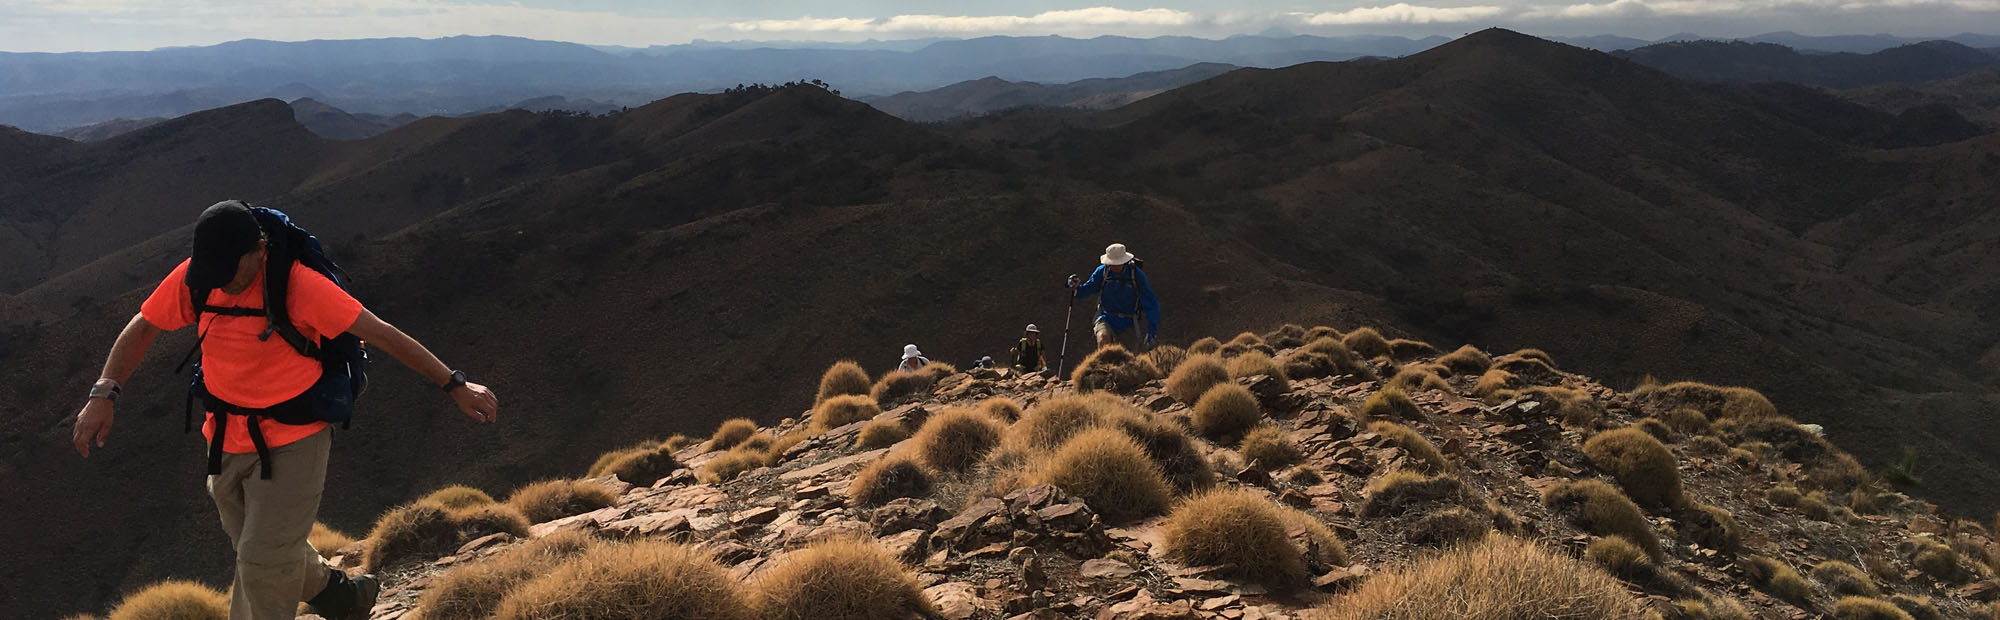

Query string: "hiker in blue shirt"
[1067, 243, 1161, 353]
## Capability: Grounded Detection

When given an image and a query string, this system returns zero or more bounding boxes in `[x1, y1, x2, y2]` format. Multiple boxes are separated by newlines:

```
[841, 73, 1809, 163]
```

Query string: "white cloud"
[726, 7, 1197, 34]
[1299, 3, 1508, 24]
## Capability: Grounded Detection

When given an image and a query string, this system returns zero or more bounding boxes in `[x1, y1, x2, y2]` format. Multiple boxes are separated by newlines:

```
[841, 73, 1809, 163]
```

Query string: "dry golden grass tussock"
[1306, 325, 1343, 341]
[506, 479, 618, 523]
[976, 397, 1024, 423]
[751, 537, 932, 620]
[1224, 351, 1288, 384]
[1586, 535, 1651, 579]
[815, 360, 872, 405]
[1144, 345, 1190, 375]
[1664, 408, 1711, 435]
[870, 369, 937, 405]
[1742, 556, 1812, 602]
[1165, 354, 1230, 404]
[1368, 421, 1451, 473]
[855, 418, 911, 450]
[1302, 537, 1653, 620]
[1888, 594, 1942, 620]
[1160, 489, 1314, 588]
[850, 455, 934, 506]
[1386, 338, 1438, 360]
[105, 580, 228, 620]
[1510, 348, 1555, 366]
[1108, 412, 1216, 494]
[1342, 327, 1391, 359]
[709, 418, 758, 450]
[812, 394, 880, 433]
[1229, 331, 1266, 347]
[1006, 393, 1125, 452]
[1583, 427, 1686, 509]
[365, 501, 533, 572]
[1436, 344, 1491, 375]
[1813, 560, 1881, 597]
[909, 407, 1004, 473]
[1357, 387, 1422, 423]
[310, 522, 355, 559]
[1072, 344, 1163, 394]
[1676, 596, 1753, 620]
[414, 530, 603, 620]
[1030, 428, 1173, 523]
[491, 540, 752, 620]
[1284, 464, 1324, 485]
[1834, 597, 1916, 620]
[1472, 368, 1521, 402]
[1192, 383, 1262, 439]
[1301, 337, 1373, 378]
[596, 444, 683, 487]
[1386, 363, 1451, 393]
[1239, 425, 1303, 468]
[421, 485, 497, 509]
[1542, 479, 1662, 558]
[700, 446, 770, 483]
[1266, 324, 1308, 348]
[1359, 470, 1480, 519]
[1187, 337, 1222, 355]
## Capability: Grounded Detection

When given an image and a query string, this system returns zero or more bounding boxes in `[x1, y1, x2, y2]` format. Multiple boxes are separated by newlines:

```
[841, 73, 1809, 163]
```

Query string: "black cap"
[186, 201, 262, 289]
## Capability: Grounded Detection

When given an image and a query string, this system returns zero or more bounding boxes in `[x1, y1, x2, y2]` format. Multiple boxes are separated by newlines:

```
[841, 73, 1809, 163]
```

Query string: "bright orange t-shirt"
[141, 258, 364, 453]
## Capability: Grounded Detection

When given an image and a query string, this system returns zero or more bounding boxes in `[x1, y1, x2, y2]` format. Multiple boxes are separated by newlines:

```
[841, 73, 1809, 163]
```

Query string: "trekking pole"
[1055, 286, 1077, 377]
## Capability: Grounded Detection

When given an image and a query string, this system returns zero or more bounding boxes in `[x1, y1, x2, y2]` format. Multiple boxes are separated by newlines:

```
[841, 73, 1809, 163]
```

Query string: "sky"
[3, 0, 1998, 52]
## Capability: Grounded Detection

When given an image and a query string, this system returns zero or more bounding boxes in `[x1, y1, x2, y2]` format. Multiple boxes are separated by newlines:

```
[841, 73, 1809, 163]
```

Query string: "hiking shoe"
[340, 574, 380, 620]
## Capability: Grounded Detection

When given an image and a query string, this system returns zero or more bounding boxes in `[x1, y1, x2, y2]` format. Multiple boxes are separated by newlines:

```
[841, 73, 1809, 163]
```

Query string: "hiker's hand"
[1145, 333, 1158, 349]
[73, 399, 114, 457]
[1066, 274, 1079, 288]
[451, 382, 499, 424]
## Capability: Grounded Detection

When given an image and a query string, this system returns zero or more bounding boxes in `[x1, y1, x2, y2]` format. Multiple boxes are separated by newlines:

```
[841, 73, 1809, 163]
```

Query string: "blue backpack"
[174, 202, 369, 478]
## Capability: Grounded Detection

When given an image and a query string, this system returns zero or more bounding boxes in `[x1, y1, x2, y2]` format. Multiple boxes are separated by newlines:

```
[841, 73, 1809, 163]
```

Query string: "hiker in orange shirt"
[70, 201, 498, 620]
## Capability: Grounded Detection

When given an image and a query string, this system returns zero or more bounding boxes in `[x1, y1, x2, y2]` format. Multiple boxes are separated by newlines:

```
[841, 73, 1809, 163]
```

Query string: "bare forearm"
[358, 316, 453, 387]
[100, 314, 160, 384]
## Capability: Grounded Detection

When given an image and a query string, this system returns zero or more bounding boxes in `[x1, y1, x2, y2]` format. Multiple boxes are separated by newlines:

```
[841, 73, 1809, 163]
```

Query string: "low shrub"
[1635, 418, 1674, 443]
[1357, 387, 1423, 422]
[1682, 504, 1741, 553]
[1888, 594, 1942, 620]
[710, 418, 758, 450]
[1225, 352, 1289, 387]
[812, 394, 880, 433]
[815, 360, 872, 405]
[1302, 337, 1374, 379]
[1306, 326, 1342, 341]
[1742, 556, 1812, 602]
[105, 581, 228, 620]
[1663, 408, 1711, 435]
[1387, 363, 1452, 393]
[1029, 428, 1173, 523]
[1472, 368, 1522, 402]
[310, 522, 355, 559]
[1161, 488, 1314, 588]
[849, 455, 933, 506]
[1229, 332, 1266, 347]
[1165, 355, 1231, 404]
[1911, 539, 1975, 583]
[1511, 348, 1555, 366]
[1586, 535, 1651, 579]
[1072, 345, 1163, 394]
[1266, 324, 1308, 349]
[1583, 427, 1685, 509]
[597, 444, 684, 487]
[1359, 470, 1479, 519]
[1007, 393, 1125, 452]
[366, 501, 533, 572]
[1301, 537, 1652, 620]
[855, 418, 911, 449]
[1369, 421, 1451, 473]
[909, 407, 1004, 473]
[1405, 507, 1495, 547]
[751, 537, 932, 620]
[414, 530, 602, 620]
[1543, 479, 1661, 558]
[1813, 560, 1880, 597]
[1285, 464, 1324, 485]
[1109, 413, 1215, 494]
[1834, 597, 1916, 620]
[1675, 596, 1753, 620]
[1436, 345, 1492, 375]
[1342, 327, 1391, 359]
[490, 540, 752, 619]
[1145, 345, 1190, 376]
[507, 479, 618, 523]
[1240, 425, 1304, 468]
[1192, 384, 1263, 439]
[700, 447, 770, 483]
[1387, 338, 1439, 360]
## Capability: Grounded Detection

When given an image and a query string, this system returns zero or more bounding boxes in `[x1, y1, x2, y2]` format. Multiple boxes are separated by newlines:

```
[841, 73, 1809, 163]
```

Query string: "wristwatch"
[442, 370, 467, 393]
[87, 378, 122, 402]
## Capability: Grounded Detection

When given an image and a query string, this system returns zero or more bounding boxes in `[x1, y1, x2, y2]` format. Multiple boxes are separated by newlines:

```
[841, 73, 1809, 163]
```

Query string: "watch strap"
[442, 370, 467, 393]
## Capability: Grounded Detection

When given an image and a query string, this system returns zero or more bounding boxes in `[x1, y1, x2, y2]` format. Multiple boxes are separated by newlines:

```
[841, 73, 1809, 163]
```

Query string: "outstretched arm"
[72, 314, 163, 457]
[344, 309, 498, 423]
[1072, 266, 1105, 298]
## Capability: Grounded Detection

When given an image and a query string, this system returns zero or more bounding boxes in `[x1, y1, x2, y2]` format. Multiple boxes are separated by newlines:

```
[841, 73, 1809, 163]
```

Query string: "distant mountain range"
[859, 62, 1242, 122]
[7, 31, 1998, 134]
[1617, 40, 2000, 89]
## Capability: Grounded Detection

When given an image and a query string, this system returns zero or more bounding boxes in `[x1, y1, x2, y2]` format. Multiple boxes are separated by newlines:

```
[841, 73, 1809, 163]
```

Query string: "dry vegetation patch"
[104, 581, 228, 620]
[1165, 354, 1230, 404]
[1192, 383, 1263, 439]
[909, 407, 1004, 473]
[850, 455, 934, 506]
[506, 479, 618, 524]
[1302, 537, 1652, 620]
[815, 360, 872, 405]
[812, 394, 880, 433]
[1543, 479, 1662, 558]
[709, 418, 758, 450]
[855, 418, 911, 449]
[1072, 345, 1163, 394]
[1583, 427, 1685, 509]
[414, 530, 602, 620]
[490, 540, 751, 620]
[1342, 327, 1391, 359]
[751, 537, 932, 620]
[1240, 425, 1304, 468]
[1161, 489, 1316, 588]
[1028, 428, 1173, 523]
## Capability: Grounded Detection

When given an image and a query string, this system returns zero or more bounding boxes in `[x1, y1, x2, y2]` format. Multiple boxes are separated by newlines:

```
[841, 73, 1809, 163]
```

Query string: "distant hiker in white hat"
[1011, 324, 1047, 373]
[1067, 243, 1161, 352]
[68, 200, 499, 620]
[898, 344, 931, 373]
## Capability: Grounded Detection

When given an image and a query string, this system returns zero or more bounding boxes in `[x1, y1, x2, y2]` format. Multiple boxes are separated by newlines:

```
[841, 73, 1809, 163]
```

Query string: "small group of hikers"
[67, 199, 1160, 620]
[895, 242, 1163, 377]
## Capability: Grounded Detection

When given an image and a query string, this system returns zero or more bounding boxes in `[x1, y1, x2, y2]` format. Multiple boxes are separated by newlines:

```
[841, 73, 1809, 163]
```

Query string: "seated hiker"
[1067, 243, 1162, 353]
[1011, 323, 1047, 373]
[68, 200, 499, 620]
[898, 344, 930, 372]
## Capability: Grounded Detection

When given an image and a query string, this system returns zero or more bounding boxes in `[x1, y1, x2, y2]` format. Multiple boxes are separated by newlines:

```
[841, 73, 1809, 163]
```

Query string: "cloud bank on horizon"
[4, 0, 1998, 52]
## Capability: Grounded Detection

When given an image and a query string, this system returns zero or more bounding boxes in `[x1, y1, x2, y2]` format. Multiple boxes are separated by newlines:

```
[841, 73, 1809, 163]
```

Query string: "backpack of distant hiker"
[174, 202, 370, 477]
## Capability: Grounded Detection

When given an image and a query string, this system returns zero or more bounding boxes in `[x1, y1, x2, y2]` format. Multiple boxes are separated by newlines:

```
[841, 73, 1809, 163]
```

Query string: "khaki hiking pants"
[208, 426, 336, 620]
[1095, 316, 1148, 353]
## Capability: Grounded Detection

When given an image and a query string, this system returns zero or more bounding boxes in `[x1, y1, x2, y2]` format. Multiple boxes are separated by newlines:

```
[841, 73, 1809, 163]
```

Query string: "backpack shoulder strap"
[250, 207, 319, 359]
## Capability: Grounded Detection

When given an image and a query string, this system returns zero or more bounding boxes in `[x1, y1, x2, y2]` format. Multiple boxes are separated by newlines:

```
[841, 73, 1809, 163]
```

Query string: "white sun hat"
[1100, 243, 1135, 265]
[1025, 324, 1040, 333]
[903, 344, 923, 359]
